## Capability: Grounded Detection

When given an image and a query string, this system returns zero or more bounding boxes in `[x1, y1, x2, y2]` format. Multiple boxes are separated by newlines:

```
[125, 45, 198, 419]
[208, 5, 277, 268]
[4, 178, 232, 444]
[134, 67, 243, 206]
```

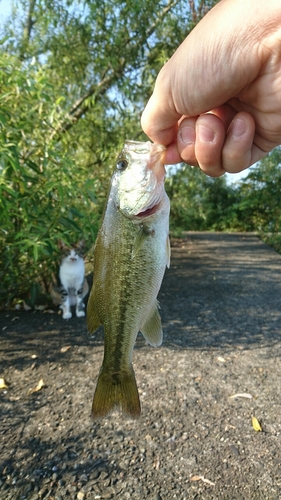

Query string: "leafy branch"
[19, 0, 37, 59]
[48, 0, 181, 142]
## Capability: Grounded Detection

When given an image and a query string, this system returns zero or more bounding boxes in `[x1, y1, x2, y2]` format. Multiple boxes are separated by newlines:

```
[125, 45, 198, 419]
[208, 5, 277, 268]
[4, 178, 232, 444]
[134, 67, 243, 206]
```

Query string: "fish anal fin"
[141, 301, 163, 347]
[86, 294, 102, 334]
[92, 366, 141, 419]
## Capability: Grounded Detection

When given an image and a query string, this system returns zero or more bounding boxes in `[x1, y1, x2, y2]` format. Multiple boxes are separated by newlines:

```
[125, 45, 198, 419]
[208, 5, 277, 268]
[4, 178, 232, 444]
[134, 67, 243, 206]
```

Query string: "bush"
[0, 53, 99, 305]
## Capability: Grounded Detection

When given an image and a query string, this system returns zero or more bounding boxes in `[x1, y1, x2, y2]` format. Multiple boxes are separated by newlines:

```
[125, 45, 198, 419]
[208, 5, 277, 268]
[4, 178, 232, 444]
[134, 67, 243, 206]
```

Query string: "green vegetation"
[1, 0, 281, 306]
[167, 150, 281, 249]
[166, 154, 281, 233]
[0, 52, 99, 303]
[1, 0, 215, 304]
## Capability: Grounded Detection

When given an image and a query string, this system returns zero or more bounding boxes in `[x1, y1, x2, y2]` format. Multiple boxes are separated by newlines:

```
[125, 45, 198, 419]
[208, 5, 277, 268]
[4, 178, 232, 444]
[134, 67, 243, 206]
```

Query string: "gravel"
[1, 232, 281, 499]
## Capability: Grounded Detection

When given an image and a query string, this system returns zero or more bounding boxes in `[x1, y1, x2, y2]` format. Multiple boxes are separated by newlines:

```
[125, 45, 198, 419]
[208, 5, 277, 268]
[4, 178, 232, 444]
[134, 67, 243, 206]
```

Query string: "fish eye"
[116, 159, 128, 171]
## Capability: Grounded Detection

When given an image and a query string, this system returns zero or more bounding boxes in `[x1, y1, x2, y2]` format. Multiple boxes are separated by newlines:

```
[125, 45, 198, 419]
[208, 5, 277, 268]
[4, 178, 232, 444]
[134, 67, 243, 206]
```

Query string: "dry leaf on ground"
[27, 378, 46, 395]
[229, 393, 253, 399]
[35, 305, 47, 311]
[190, 475, 215, 486]
[60, 345, 72, 353]
[252, 416, 262, 432]
[23, 301, 32, 311]
[0, 377, 8, 389]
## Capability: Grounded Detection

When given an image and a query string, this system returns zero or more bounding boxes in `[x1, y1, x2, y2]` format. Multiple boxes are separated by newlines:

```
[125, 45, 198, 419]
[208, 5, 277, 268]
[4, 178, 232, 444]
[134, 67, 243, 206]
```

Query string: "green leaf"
[69, 207, 84, 218]
[58, 217, 81, 230]
[87, 190, 96, 203]
[0, 0, 221, 304]
[33, 244, 39, 262]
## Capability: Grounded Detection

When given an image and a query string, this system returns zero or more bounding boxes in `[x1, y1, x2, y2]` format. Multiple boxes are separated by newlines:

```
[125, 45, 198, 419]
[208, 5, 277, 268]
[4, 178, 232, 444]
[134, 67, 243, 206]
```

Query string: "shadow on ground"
[1, 233, 281, 372]
[1, 232, 281, 500]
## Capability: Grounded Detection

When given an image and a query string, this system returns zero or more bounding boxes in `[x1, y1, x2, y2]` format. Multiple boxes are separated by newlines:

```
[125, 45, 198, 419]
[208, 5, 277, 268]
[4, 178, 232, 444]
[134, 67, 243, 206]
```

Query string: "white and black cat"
[51, 240, 89, 319]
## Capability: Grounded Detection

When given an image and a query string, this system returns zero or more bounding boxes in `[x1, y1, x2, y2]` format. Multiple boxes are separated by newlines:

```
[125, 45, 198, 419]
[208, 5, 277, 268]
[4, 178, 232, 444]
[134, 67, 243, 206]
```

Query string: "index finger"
[141, 86, 182, 145]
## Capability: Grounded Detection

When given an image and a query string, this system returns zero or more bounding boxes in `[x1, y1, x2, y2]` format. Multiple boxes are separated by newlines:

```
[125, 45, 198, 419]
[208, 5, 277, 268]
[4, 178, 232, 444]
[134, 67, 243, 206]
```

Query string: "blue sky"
[0, 0, 12, 19]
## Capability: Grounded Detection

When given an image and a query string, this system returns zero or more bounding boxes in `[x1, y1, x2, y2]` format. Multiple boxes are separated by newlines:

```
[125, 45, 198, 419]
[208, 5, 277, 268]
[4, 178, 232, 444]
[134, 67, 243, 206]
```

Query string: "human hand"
[141, 0, 281, 177]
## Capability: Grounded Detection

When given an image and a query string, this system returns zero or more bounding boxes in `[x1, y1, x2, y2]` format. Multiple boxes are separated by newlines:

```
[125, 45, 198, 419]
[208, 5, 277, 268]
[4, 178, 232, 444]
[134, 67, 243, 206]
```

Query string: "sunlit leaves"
[0, 0, 219, 304]
[166, 150, 281, 238]
[166, 165, 240, 232]
[0, 52, 99, 304]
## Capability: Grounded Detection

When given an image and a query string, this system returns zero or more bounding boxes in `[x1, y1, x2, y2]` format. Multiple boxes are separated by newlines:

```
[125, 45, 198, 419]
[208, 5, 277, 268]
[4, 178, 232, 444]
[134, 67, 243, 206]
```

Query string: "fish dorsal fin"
[132, 224, 154, 260]
[166, 235, 171, 269]
[87, 295, 102, 334]
[140, 301, 163, 347]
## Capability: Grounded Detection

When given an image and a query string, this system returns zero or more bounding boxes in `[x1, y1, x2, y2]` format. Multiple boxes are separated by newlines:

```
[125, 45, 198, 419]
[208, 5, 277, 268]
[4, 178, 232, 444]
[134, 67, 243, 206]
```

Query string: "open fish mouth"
[135, 201, 160, 218]
[133, 177, 164, 218]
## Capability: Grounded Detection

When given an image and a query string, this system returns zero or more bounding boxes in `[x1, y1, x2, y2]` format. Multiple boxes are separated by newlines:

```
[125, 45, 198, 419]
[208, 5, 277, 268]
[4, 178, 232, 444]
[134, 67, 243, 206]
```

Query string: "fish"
[87, 140, 170, 418]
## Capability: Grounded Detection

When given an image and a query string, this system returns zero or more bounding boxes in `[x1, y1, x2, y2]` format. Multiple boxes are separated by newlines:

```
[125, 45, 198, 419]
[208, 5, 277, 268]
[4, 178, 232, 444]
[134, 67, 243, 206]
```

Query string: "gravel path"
[1, 232, 281, 500]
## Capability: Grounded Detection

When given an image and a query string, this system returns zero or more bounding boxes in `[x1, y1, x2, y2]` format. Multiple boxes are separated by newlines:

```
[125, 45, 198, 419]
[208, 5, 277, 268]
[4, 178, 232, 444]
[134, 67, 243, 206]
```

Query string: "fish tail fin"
[92, 366, 141, 419]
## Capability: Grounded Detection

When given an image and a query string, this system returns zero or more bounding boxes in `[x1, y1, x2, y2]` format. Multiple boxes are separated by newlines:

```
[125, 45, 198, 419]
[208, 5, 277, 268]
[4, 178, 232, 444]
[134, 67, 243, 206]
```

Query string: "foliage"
[167, 149, 281, 253]
[4, 0, 281, 304]
[238, 149, 281, 252]
[0, 0, 218, 304]
[238, 148, 281, 233]
[166, 165, 242, 232]
[0, 52, 99, 304]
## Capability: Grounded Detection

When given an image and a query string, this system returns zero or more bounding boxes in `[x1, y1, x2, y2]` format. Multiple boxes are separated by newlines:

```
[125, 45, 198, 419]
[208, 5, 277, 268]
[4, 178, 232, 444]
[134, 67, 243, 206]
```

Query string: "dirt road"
[1, 232, 281, 500]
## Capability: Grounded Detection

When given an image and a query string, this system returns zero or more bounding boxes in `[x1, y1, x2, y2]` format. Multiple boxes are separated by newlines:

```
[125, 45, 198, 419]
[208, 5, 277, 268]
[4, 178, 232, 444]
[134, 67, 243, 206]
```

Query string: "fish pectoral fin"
[86, 295, 102, 334]
[92, 366, 141, 419]
[140, 301, 163, 347]
[132, 224, 154, 260]
[166, 235, 171, 269]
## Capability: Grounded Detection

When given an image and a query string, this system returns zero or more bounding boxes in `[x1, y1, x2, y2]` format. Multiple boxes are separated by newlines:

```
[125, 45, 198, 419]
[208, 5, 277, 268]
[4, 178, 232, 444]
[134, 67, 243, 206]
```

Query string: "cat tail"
[92, 365, 141, 419]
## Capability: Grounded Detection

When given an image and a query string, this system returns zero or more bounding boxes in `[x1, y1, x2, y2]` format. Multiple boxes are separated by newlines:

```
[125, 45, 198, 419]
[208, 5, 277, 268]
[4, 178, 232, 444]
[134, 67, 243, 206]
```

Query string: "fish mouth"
[134, 183, 164, 218]
[135, 202, 160, 218]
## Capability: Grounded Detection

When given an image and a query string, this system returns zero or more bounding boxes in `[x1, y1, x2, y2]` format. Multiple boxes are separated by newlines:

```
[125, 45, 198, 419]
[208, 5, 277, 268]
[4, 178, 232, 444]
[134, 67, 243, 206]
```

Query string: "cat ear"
[58, 239, 67, 251]
[77, 240, 85, 249]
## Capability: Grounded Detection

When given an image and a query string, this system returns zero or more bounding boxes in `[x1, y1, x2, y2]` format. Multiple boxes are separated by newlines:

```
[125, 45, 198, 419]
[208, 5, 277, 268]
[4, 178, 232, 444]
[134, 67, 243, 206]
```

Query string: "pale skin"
[141, 0, 281, 177]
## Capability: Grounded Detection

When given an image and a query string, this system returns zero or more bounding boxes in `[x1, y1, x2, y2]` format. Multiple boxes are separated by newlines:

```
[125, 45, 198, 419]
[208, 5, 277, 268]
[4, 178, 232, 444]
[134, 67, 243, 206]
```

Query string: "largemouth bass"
[87, 140, 170, 418]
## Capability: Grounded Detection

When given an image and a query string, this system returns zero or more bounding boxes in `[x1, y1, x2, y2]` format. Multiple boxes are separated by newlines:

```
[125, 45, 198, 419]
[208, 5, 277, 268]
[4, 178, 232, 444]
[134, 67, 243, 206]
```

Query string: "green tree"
[0, 0, 218, 304]
[0, 52, 99, 303]
[237, 148, 281, 247]
[166, 148, 281, 243]
[166, 164, 242, 232]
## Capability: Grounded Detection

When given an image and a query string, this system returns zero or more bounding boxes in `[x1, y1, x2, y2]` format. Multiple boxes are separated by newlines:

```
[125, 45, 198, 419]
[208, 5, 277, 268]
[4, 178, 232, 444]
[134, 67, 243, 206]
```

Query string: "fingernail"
[232, 118, 246, 137]
[179, 125, 196, 145]
[198, 123, 215, 143]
